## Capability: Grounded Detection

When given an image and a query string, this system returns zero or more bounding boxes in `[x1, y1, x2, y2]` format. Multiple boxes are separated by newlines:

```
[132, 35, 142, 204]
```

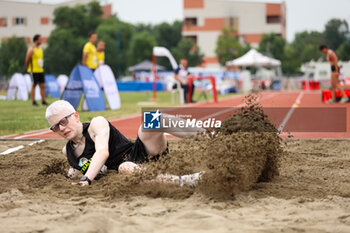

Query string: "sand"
[1, 138, 350, 233]
[1, 95, 350, 232]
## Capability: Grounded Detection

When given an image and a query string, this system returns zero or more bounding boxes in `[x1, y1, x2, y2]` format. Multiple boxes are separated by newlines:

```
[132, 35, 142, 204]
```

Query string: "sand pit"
[1, 96, 350, 232]
[1, 139, 350, 232]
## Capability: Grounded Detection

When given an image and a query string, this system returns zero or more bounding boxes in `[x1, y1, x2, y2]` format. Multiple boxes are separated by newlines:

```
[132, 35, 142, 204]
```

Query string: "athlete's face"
[36, 36, 42, 46]
[97, 41, 105, 51]
[48, 111, 80, 140]
[321, 48, 328, 54]
[89, 34, 98, 45]
[180, 59, 188, 67]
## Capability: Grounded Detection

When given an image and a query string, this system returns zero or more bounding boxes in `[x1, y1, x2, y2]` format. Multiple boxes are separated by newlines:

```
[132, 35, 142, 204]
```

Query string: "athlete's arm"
[82, 43, 90, 66]
[174, 73, 183, 84]
[82, 116, 110, 183]
[82, 52, 88, 66]
[25, 47, 33, 68]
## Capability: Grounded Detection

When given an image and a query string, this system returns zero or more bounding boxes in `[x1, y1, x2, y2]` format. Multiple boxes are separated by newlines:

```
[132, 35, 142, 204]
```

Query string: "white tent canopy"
[226, 49, 281, 67]
[128, 60, 166, 72]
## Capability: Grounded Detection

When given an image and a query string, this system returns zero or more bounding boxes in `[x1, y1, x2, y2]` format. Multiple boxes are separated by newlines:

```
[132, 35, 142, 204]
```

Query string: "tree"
[128, 32, 157, 65]
[171, 38, 204, 67]
[282, 45, 300, 75]
[53, 2, 102, 38]
[0, 37, 27, 78]
[133, 23, 154, 33]
[258, 33, 286, 61]
[291, 31, 324, 63]
[45, 2, 104, 75]
[337, 41, 350, 61]
[44, 28, 85, 75]
[152, 21, 183, 69]
[154, 21, 183, 49]
[96, 17, 134, 77]
[324, 18, 348, 51]
[215, 28, 243, 65]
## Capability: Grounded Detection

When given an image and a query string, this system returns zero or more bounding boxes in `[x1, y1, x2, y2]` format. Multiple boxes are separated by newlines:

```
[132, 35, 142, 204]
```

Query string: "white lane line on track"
[278, 92, 304, 132]
[28, 139, 45, 146]
[0, 145, 24, 155]
[0, 140, 45, 155]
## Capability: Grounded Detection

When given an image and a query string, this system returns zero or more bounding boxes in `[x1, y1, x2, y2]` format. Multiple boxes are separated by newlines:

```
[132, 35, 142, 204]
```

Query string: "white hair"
[45, 100, 76, 120]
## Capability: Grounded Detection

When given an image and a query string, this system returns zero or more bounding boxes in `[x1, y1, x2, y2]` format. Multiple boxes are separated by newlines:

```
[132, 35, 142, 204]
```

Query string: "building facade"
[0, 0, 111, 45]
[182, 0, 286, 66]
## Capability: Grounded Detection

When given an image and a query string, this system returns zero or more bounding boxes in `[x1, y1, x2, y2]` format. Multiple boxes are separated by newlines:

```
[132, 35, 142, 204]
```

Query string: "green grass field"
[0, 91, 234, 136]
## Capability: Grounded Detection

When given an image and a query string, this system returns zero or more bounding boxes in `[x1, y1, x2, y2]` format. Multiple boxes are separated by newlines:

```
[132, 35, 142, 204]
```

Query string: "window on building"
[266, 15, 281, 24]
[185, 17, 197, 27]
[16, 17, 24, 25]
[224, 17, 239, 32]
[41, 17, 49, 25]
[0, 17, 7, 27]
[13, 17, 26, 25]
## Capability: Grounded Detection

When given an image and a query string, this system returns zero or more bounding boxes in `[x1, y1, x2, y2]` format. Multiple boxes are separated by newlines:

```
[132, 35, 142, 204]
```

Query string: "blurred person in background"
[82, 32, 98, 71]
[320, 45, 347, 103]
[25, 34, 48, 106]
[97, 40, 105, 66]
[174, 58, 195, 103]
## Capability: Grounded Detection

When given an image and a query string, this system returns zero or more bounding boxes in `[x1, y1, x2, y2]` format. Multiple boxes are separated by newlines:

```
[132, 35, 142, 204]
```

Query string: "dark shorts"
[331, 65, 338, 73]
[126, 137, 169, 164]
[31, 73, 45, 85]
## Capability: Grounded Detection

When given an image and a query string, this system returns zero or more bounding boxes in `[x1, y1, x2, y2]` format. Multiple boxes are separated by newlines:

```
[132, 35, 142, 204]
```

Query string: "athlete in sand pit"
[45, 100, 204, 187]
[319, 45, 347, 103]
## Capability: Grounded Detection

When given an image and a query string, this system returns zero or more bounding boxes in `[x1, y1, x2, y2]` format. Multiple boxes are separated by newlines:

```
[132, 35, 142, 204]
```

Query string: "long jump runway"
[2, 91, 350, 140]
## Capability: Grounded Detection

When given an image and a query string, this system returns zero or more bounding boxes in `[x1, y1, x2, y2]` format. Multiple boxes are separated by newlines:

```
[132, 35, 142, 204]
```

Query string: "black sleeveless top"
[66, 122, 134, 174]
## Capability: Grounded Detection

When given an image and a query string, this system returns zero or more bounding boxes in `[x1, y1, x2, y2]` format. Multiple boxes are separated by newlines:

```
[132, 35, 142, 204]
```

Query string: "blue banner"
[117, 81, 167, 92]
[62, 65, 106, 111]
[45, 74, 60, 98]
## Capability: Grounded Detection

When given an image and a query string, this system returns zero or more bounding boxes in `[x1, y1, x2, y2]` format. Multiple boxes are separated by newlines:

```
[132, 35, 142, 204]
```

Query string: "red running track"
[2, 91, 350, 140]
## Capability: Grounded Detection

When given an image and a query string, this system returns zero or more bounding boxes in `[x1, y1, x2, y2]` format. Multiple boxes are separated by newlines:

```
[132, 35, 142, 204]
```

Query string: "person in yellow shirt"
[97, 40, 105, 66]
[82, 32, 98, 71]
[25, 34, 48, 106]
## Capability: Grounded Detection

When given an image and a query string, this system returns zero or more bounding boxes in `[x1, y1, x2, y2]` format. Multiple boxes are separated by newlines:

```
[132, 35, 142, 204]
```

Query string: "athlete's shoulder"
[27, 46, 34, 54]
[83, 42, 92, 51]
[91, 116, 107, 122]
[90, 116, 109, 130]
[88, 116, 110, 140]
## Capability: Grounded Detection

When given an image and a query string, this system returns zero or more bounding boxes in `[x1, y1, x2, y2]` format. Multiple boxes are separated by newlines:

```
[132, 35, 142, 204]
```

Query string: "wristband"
[80, 175, 91, 185]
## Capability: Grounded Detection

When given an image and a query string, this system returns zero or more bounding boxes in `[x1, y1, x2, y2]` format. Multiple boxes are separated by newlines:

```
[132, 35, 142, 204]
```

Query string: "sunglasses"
[50, 113, 74, 132]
